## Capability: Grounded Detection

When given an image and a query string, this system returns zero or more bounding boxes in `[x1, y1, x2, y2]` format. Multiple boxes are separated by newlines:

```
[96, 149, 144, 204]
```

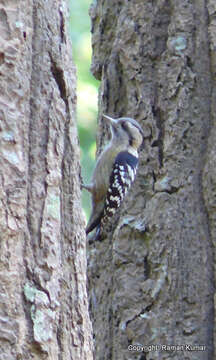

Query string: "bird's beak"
[103, 114, 118, 129]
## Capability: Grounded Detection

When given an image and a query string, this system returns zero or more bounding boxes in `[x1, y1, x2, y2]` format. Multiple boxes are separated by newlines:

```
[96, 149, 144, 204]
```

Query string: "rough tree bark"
[88, 1, 215, 359]
[0, 1, 93, 359]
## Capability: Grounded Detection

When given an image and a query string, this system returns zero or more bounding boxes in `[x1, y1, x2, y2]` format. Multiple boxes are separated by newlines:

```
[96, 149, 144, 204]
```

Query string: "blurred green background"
[69, 0, 99, 220]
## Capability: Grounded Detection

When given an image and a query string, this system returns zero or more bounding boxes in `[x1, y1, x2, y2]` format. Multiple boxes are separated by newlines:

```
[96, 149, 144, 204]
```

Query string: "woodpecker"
[83, 114, 144, 241]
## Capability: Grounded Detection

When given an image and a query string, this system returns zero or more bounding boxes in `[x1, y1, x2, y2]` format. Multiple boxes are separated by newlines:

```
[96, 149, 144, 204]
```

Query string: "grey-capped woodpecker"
[82, 114, 144, 241]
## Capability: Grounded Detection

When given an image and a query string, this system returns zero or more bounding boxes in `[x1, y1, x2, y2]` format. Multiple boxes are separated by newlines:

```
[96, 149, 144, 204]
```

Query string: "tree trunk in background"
[89, 1, 215, 359]
[0, 1, 93, 359]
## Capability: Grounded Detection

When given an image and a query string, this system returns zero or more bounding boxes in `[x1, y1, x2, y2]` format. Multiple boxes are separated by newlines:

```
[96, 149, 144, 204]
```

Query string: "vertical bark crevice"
[27, 2, 49, 253]
[151, 106, 164, 168]
[50, 55, 68, 108]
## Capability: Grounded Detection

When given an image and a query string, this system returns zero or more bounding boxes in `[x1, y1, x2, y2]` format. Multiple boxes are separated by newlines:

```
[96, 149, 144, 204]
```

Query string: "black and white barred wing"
[101, 151, 138, 226]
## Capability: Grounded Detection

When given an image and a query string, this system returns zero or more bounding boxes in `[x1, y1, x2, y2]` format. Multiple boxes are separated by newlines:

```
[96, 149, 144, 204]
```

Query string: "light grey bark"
[88, 1, 215, 359]
[0, 1, 93, 359]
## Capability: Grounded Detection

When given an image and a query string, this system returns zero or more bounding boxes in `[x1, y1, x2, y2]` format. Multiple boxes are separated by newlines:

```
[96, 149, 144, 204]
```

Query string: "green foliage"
[69, 0, 99, 219]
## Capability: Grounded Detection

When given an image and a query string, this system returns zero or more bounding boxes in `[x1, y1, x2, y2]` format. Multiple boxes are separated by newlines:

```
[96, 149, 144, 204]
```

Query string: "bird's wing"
[86, 151, 138, 237]
[101, 151, 138, 227]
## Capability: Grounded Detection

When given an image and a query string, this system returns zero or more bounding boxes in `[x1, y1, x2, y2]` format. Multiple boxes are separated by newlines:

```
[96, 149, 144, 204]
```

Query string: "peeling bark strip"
[89, 1, 215, 359]
[0, 1, 93, 359]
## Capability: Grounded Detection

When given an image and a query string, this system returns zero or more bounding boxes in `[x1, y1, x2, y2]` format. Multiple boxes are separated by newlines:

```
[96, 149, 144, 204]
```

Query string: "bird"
[82, 114, 144, 241]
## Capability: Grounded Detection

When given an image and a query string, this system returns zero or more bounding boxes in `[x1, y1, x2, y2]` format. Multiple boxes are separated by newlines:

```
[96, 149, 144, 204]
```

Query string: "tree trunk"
[89, 1, 215, 359]
[0, 1, 93, 359]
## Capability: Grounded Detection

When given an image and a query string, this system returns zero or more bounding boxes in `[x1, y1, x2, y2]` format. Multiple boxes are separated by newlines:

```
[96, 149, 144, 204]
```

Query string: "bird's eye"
[121, 122, 127, 130]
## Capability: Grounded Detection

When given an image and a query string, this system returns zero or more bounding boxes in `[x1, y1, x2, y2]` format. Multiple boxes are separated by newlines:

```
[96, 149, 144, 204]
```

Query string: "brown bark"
[88, 1, 215, 359]
[0, 0, 93, 359]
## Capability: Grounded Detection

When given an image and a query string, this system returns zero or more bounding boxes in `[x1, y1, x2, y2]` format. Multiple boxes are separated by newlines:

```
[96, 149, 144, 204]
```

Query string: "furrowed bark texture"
[0, 1, 93, 359]
[88, 1, 215, 359]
